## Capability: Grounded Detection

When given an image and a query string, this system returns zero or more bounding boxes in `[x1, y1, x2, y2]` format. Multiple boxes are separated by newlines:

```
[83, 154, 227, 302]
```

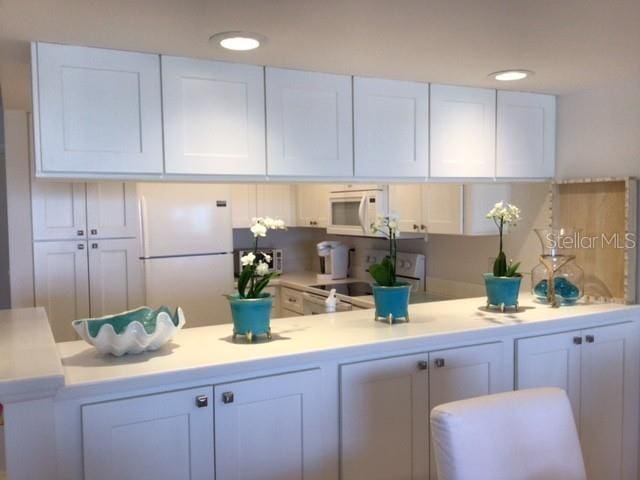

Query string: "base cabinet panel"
[341, 354, 430, 480]
[214, 369, 325, 480]
[516, 322, 639, 480]
[82, 387, 214, 480]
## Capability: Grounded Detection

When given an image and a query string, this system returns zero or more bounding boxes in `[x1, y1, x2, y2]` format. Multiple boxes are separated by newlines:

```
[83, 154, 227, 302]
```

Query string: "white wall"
[556, 80, 640, 179]
[556, 81, 640, 300]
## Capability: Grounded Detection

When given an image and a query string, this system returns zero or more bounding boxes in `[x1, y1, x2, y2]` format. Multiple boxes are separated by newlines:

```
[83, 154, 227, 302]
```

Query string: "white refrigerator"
[138, 183, 234, 328]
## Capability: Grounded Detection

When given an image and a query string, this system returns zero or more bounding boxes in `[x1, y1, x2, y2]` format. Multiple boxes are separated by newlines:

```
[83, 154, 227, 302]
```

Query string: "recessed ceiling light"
[490, 70, 533, 81]
[209, 31, 266, 51]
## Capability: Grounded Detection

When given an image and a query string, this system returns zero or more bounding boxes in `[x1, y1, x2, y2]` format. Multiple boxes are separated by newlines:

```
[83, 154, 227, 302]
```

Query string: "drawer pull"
[77, 229, 84, 236]
[434, 358, 445, 368]
[195, 395, 208, 408]
[573, 336, 583, 345]
[585, 335, 595, 343]
[77, 244, 85, 250]
[90, 229, 98, 235]
[222, 391, 235, 404]
[417, 360, 428, 370]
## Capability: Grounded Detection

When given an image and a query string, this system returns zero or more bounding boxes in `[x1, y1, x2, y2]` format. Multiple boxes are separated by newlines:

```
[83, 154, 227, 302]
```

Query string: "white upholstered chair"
[430, 387, 587, 480]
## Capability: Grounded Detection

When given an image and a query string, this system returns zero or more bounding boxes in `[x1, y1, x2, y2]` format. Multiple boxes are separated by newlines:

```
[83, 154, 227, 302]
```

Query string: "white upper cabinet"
[430, 85, 496, 178]
[496, 91, 556, 178]
[421, 183, 464, 234]
[31, 181, 87, 240]
[33, 42, 163, 175]
[388, 184, 424, 233]
[86, 182, 138, 238]
[162, 56, 266, 176]
[266, 67, 353, 177]
[354, 77, 429, 178]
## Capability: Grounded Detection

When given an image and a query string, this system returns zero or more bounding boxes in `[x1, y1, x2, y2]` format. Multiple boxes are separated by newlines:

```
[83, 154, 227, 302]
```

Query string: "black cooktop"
[310, 282, 373, 297]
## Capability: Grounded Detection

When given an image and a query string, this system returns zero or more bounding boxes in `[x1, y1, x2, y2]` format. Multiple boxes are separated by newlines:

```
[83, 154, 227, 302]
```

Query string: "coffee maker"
[316, 241, 349, 282]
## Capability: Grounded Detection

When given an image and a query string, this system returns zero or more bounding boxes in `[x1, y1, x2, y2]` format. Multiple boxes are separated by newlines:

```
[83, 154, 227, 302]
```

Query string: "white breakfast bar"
[1, 295, 639, 480]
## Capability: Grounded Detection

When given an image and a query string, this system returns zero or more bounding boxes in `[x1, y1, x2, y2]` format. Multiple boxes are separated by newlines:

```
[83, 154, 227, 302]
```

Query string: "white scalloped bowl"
[72, 306, 186, 356]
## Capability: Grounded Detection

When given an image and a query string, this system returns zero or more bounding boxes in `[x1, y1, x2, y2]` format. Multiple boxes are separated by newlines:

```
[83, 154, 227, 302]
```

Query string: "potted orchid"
[369, 214, 411, 324]
[228, 217, 286, 342]
[483, 201, 522, 311]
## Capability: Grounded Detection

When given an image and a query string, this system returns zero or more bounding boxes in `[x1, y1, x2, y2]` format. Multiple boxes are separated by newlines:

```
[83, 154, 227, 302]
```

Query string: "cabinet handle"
[288, 297, 297, 303]
[585, 335, 595, 343]
[77, 244, 85, 250]
[573, 336, 583, 345]
[417, 360, 428, 370]
[90, 229, 98, 235]
[420, 225, 426, 231]
[91, 243, 98, 249]
[434, 358, 445, 368]
[413, 224, 419, 231]
[195, 395, 208, 408]
[222, 391, 235, 404]
[77, 229, 84, 236]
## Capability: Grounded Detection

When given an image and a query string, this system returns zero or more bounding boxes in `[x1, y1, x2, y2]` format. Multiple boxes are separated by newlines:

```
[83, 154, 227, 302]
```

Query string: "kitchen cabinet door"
[256, 184, 295, 226]
[215, 370, 325, 480]
[354, 77, 429, 178]
[421, 183, 463, 234]
[462, 183, 511, 235]
[341, 354, 429, 480]
[496, 91, 556, 178]
[428, 342, 505, 479]
[82, 387, 214, 480]
[231, 184, 258, 228]
[516, 331, 582, 419]
[430, 85, 496, 178]
[33, 42, 163, 175]
[162, 56, 266, 175]
[388, 184, 424, 233]
[266, 68, 353, 177]
[33, 240, 89, 341]
[88, 238, 144, 318]
[31, 181, 87, 240]
[580, 323, 639, 480]
[295, 184, 330, 227]
[86, 182, 138, 239]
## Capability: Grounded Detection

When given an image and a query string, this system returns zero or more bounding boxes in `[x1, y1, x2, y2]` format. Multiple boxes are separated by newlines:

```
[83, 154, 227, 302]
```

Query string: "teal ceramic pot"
[483, 273, 522, 311]
[228, 294, 273, 342]
[372, 282, 412, 324]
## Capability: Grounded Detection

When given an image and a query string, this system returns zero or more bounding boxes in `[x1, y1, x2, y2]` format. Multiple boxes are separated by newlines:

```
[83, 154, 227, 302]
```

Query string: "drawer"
[281, 287, 304, 314]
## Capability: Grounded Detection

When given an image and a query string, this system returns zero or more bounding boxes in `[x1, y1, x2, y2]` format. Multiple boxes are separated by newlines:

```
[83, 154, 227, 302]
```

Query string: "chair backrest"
[430, 387, 587, 480]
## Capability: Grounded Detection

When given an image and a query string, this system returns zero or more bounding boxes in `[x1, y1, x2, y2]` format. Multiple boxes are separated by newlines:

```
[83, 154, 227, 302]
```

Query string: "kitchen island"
[1, 295, 639, 480]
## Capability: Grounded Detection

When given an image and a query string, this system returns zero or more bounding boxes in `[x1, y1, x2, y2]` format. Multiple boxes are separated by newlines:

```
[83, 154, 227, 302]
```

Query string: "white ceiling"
[1, 0, 639, 109]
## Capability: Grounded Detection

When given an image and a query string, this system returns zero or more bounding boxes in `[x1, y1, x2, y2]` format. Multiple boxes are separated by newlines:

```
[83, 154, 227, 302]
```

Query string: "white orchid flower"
[240, 252, 256, 266]
[486, 201, 521, 226]
[256, 261, 270, 276]
[261, 252, 272, 263]
[250, 222, 267, 238]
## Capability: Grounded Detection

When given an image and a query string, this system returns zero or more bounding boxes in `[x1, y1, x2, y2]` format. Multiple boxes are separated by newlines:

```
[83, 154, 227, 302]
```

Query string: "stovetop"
[309, 282, 373, 297]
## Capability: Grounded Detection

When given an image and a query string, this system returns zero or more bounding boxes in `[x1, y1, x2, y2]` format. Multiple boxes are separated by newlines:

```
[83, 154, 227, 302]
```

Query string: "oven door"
[302, 292, 352, 315]
[327, 193, 367, 235]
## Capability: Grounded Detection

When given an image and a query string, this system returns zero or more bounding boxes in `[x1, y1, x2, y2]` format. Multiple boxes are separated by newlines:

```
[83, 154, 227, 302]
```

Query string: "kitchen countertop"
[2, 295, 639, 401]
[56, 294, 639, 395]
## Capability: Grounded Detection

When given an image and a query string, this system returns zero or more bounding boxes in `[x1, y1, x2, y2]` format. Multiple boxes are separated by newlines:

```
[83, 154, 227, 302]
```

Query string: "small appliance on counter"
[316, 241, 349, 282]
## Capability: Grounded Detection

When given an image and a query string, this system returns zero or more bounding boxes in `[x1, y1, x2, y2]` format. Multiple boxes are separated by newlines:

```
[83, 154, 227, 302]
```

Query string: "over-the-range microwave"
[327, 186, 388, 236]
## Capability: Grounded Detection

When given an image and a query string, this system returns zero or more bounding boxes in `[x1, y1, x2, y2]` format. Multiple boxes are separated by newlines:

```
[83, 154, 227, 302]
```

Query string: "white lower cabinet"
[88, 238, 144, 318]
[34, 238, 143, 341]
[33, 240, 90, 341]
[516, 322, 640, 480]
[82, 387, 215, 480]
[214, 370, 325, 480]
[340, 342, 505, 480]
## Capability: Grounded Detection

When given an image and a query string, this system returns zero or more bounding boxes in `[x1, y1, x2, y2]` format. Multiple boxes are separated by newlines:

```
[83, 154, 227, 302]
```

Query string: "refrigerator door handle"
[139, 195, 150, 259]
